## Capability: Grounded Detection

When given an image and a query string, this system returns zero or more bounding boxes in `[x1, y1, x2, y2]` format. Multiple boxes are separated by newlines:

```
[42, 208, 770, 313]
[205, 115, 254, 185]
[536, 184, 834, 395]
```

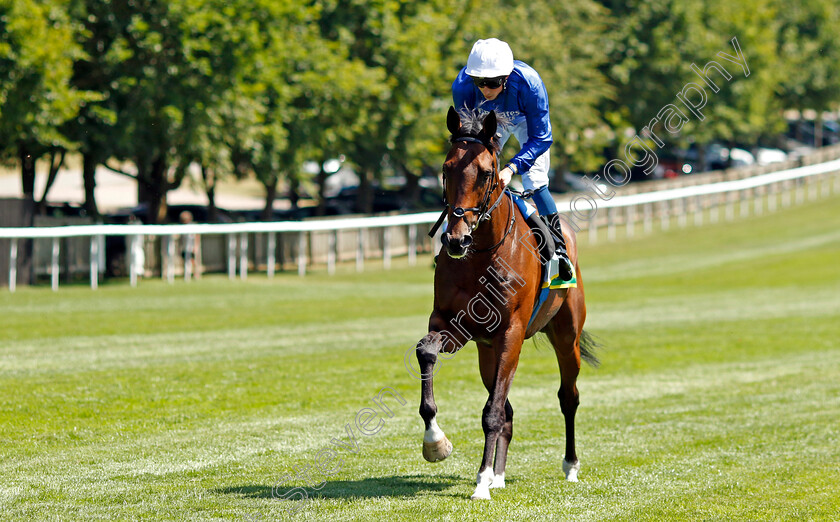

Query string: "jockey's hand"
[499, 166, 513, 187]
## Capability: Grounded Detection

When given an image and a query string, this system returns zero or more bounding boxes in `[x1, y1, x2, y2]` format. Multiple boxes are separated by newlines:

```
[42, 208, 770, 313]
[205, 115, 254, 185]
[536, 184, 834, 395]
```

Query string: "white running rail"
[2, 156, 839, 291]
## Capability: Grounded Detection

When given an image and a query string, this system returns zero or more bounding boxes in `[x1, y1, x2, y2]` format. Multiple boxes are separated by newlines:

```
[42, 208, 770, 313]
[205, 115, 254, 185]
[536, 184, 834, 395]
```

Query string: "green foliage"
[313, 0, 474, 211]
[473, 0, 614, 174]
[0, 0, 87, 146]
[2, 0, 840, 212]
[775, 0, 840, 113]
[689, 0, 787, 145]
[0, 0, 94, 203]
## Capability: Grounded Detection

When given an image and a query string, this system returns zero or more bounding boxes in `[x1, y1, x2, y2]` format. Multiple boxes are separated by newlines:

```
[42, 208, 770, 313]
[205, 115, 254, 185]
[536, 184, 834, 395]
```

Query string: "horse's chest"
[435, 276, 524, 342]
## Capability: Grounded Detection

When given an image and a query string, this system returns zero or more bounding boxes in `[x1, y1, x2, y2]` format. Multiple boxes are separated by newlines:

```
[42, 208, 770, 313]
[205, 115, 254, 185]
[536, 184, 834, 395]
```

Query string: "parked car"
[106, 203, 235, 225]
[653, 153, 697, 179]
[682, 143, 754, 170]
[754, 147, 787, 165]
[786, 120, 840, 147]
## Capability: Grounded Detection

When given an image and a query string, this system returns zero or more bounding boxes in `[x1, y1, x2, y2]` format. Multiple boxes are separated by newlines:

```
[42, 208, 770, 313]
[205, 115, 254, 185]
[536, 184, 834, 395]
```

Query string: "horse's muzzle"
[442, 232, 473, 258]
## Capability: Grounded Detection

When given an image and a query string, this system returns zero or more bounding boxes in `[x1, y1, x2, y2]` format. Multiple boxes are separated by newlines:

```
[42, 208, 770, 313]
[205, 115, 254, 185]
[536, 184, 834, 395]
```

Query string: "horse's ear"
[447, 106, 461, 136]
[480, 111, 497, 143]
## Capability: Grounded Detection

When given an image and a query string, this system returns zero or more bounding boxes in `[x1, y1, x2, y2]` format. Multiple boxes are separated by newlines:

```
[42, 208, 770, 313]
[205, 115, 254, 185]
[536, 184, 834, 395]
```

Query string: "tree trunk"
[262, 175, 278, 220]
[317, 164, 328, 217]
[814, 114, 823, 148]
[138, 155, 169, 224]
[202, 165, 218, 223]
[36, 149, 65, 215]
[356, 167, 373, 214]
[697, 144, 708, 172]
[289, 176, 300, 210]
[402, 163, 420, 208]
[19, 143, 36, 205]
[82, 152, 100, 219]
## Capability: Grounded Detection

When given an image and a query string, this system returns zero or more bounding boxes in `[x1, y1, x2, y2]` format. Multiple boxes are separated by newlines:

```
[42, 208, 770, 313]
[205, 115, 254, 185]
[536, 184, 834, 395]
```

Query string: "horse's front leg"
[416, 331, 453, 462]
[472, 329, 523, 500]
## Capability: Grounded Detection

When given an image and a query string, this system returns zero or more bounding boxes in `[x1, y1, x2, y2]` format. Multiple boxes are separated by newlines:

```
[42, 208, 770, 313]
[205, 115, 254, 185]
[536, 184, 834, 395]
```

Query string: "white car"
[755, 148, 787, 165]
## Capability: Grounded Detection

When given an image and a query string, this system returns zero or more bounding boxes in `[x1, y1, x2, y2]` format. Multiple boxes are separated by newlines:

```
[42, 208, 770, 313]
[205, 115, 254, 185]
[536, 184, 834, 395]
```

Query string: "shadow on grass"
[217, 474, 468, 500]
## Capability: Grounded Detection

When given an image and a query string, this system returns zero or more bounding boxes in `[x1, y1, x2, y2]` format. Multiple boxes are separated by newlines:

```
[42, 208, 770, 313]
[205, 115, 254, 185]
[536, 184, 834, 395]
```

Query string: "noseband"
[428, 135, 507, 238]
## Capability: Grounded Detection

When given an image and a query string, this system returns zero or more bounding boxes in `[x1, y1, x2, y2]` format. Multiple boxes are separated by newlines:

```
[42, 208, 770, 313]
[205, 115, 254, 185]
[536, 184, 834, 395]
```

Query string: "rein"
[428, 135, 513, 252]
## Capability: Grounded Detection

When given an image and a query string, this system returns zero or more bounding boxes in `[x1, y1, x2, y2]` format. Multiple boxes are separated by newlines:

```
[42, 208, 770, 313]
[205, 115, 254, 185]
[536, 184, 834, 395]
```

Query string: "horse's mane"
[450, 106, 508, 154]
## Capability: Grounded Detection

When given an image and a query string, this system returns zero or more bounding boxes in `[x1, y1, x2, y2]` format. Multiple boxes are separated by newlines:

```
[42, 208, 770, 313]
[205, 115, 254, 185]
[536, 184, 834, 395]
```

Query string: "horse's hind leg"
[556, 346, 581, 482]
[546, 288, 586, 482]
[477, 343, 512, 490]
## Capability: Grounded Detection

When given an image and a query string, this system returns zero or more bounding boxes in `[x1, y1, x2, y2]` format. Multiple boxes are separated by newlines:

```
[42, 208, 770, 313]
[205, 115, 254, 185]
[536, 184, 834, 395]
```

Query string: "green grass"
[2, 195, 839, 521]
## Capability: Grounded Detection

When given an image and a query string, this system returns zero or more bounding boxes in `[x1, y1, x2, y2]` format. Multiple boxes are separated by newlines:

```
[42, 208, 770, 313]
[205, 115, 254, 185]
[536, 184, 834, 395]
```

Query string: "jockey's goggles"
[472, 76, 506, 89]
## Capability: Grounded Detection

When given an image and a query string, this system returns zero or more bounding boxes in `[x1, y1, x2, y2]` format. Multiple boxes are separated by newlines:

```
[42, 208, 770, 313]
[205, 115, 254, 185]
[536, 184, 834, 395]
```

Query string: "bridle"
[429, 135, 515, 252]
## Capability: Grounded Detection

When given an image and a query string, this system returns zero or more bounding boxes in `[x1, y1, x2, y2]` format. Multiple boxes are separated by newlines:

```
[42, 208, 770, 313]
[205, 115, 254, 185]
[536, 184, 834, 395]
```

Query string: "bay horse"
[414, 107, 598, 500]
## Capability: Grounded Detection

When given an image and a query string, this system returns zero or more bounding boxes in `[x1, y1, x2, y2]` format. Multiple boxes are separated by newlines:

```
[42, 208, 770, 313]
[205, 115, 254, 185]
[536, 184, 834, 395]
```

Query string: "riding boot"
[540, 212, 575, 280]
[524, 212, 555, 265]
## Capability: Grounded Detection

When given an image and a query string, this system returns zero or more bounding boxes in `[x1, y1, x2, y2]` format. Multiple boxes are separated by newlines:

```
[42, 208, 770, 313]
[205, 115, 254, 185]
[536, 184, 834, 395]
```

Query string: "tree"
[69, 0, 258, 224]
[599, 0, 785, 173]
[220, 1, 383, 219]
[314, 0, 476, 213]
[0, 0, 91, 213]
[476, 0, 615, 184]
[775, 0, 840, 146]
[689, 0, 786, 157]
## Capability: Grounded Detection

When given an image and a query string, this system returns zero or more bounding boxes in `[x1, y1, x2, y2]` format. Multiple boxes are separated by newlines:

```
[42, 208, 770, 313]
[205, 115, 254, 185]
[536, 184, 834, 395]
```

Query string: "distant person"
[128, 214, 145, 280]
[452, 38, 573, 280]
[179, 211, 200, 280]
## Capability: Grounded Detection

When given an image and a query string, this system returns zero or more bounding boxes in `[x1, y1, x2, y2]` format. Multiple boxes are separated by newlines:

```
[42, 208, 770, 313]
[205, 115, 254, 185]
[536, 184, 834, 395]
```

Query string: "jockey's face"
[472, 76, 506, 101]
[479, 84, 504, 101]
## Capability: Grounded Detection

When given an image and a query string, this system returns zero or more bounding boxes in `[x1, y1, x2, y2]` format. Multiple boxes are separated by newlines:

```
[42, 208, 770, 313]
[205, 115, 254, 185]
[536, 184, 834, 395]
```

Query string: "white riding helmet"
[465, 38, 514, 78]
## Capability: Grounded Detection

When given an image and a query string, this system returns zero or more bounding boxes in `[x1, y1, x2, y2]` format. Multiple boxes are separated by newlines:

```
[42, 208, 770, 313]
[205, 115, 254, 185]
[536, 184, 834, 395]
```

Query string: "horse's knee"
[558, 387, 580, 416]
[416, 332, 443, 366]
[481, 402, 506, 435]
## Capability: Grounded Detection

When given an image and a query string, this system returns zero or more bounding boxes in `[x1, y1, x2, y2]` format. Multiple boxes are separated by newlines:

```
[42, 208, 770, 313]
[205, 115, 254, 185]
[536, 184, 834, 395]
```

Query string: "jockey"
[453, 38, 574, 280]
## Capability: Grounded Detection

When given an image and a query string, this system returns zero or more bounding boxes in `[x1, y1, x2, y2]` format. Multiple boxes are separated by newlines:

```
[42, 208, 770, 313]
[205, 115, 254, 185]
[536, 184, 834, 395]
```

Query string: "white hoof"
[489, 473, 505, 489]
[472, 468, 494, 499]
[563, 458, 580, 482]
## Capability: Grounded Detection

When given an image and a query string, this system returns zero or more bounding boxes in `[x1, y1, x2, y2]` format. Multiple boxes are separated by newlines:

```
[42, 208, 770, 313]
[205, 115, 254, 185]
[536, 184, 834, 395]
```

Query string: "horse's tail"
[531, 329, 602, 368]
[579, 329, 602, 368]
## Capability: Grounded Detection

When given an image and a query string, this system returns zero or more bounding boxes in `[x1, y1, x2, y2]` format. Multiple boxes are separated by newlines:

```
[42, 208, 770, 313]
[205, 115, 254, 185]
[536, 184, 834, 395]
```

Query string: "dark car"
[106, 203, 235, 225]
[786, 120, 840, 147]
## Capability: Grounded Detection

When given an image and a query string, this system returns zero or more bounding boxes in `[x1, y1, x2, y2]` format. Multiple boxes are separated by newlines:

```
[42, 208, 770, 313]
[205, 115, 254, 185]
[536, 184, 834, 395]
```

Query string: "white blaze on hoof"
[471, 468, 494, 500]
[489, 472, 505, 489]
[563, 458, 580, 482]
[424, 418, 445, 443]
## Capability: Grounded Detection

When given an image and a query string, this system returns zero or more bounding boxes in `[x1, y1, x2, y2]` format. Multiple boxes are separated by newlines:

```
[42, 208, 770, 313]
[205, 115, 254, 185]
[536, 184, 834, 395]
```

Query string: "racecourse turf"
[1, 194, 839, 521]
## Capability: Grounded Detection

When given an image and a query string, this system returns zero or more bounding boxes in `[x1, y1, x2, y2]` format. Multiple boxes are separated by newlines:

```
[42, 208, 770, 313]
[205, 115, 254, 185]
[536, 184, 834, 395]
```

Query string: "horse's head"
[441, 106, 501, 259]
